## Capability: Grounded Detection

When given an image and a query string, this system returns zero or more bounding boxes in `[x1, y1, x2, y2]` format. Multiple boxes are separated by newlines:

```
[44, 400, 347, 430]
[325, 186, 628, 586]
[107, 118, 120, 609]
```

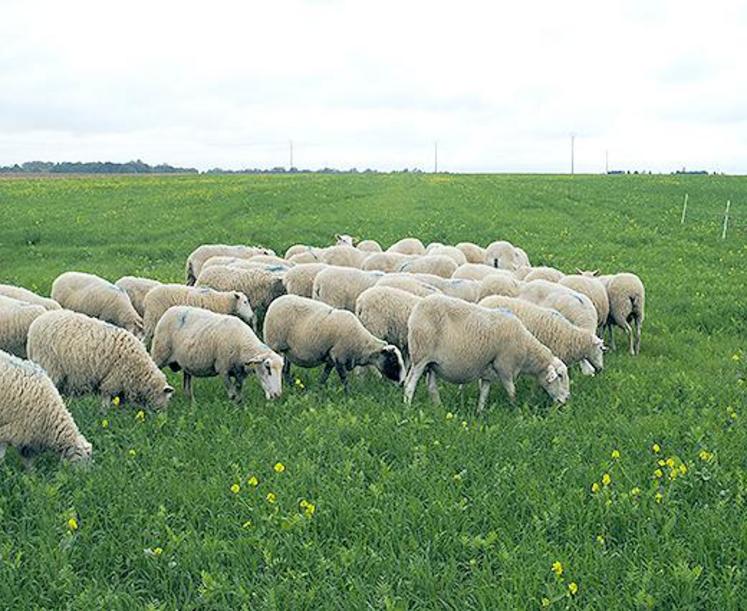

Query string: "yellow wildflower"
[101, 419, 109, 428]
[461, 420, 468, 429]
[596, 535, 605, 544]
[230, 483, 240, 494]
[445, 412, 454, 420]
[300, 499, 316, 516]
[551, 561, 563, 576]
[541, 597, 551, 608]
[666, 457, 675, 468]
[274, 462, 286, 473]
[679, 464, 688, 476]
[732, 353, 741, 362]
[655, 492, 663, 503]
[568, 582, 578, 596]
[294, 378, 305, 389]
[698, 450, 712, 462]
[247, 475, 259, 487]
[266, 492, 277, 503]
[135, 410, 145, 422]
[128, 449, 137, 457]
[602, 473, 611, 486]
[657, 459, 666, 467]
[611, 449, 620, 459]
[112, 396, 120, 407]
[654, 469, 663, 478]
[652, 443, 661, 454]
[630, 487, 641, 496]
[669, 469, 678, 480]
[153, 547, 163, 557]
[591, 482, 600, 493]
[453, 473, 462, 483]
[67, 517, 78, 531]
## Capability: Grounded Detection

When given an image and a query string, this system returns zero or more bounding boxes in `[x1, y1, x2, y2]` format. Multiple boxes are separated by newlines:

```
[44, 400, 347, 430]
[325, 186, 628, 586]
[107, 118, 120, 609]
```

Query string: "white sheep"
[51, 271, 143, 339]
[312, 267, 384, 311]
[195, 265, 285, 323]
[284, 244, 313, 259]
[558, 274, 610, 329]
[264, 295, 405, 392]
[320, 245, 368, 268]
[484, 240, 530, 270]
[375, 274, 442, 297]
[518, 280, 598, 333]
[425, 245, 468, 266]
[521, 266, 565, 283]
[142, 284, 255, 345]
[582, 271, 645, 355]
[282, 263, 328, 298]
[0, 349, 92, 466]
[399, 254, 458, 278]
[0, 284, 61, 310]
[477, 274, 522, 300]
[151, 306, 284, 402]
[115, 276, 162, 317]
[411, 274, 481, 302]
[361, 252, 417, 273]
[404, 295, 569, 411]
[355, 286, 422, 365]
[357, 239, 383, 253]
[387, 238, 426, 255]
[479, 295, 604, 375]
[455, 242, 486, 264]
[335, 234, 355, 247]
[0, 296, 47, 358]
[186, 244, 275, 285]
[452, 263, 515, 282]
[27, 310, 174, 408]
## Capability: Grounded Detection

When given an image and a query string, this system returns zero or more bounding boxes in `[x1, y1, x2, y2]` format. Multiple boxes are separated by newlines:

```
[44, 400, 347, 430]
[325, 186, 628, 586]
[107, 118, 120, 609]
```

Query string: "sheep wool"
[452, 263, 515, 282]
[559, 275, 610, 328]
[185, 244, 275, 285]
[590, 272, 645, 355]
[0, 295, 47, 358]
[399, 254, 458, 278]
[321, 245, 368, 268]
[312, 267, 384, 311]
[478, 274, 522, 300]
[115, 276, 162, 317]
[0, 349, 92, 464]
[52, 271, 143, 338]
[518, 280, 598, 333]
[196, 265, 286, 318]
[411, 274, 480, 302]
[387, 238, 426, 256]
[521, 266, 566, 283]
[362, 252, 417, 273]
[26, 310, 174, 409]
[455, 242, 486, 264]
[356, 239, 383, 253]
[425, 245, 468, 266]
[375, 274, 442, 298]
[0, 284, 61, 310]
[283, 263, 328, 298]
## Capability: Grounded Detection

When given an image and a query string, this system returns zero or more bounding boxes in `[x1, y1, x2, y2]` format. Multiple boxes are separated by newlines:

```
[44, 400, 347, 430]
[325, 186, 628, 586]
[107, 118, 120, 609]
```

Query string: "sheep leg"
[426, 370, 441, 406]
[19, 446, 35, 471]
[621, 321, 634, 356]
[224, 375, 241, 403]
[607, 324, 616, 351]
[477, 379, 491, 413]
[282, 358, 293, 386]
[634, 319, 642, 355]
[319, 362, 334, 386]
[403, 360, 429, 405]
[335, 363, 350, 394]
[497, 374, 516, 404]
[183, 372, 193, 401]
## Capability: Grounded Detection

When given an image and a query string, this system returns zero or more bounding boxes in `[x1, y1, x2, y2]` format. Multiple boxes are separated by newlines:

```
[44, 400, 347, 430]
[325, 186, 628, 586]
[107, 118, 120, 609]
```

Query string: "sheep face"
[586, 336, 605, 373]
[127, 318, 145, 341]
[231, 292, 255, 328]
[335, 234, 355, 246]
[144, 383, 175, 409]
[374, 345, 406, 385]
[62, 435, 93, 463]
[538, 357, 570, 404]
[251, 354, 284, 400]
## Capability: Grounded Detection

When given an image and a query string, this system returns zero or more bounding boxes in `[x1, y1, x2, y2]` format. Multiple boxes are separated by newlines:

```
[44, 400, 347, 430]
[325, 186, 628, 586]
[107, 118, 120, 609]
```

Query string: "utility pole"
[605, 150, 609, 174]
[570, 134, 575, 175]
[289, 140, 294, 170]
[434, 141, 438, 173]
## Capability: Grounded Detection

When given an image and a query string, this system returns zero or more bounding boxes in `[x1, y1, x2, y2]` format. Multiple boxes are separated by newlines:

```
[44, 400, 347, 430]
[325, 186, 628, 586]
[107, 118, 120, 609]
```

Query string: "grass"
[0, 173, 745, 609]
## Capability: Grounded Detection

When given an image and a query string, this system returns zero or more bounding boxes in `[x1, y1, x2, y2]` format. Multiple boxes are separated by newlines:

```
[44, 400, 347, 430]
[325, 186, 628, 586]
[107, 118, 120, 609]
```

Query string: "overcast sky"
[1, 0, 746, 173]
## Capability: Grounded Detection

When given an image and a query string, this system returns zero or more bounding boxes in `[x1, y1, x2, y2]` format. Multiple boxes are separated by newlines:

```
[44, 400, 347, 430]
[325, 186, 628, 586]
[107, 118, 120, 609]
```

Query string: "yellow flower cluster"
[111, 396, 120, 407]
[135, 410, 145, 422]
[299, 499, 315, 517]
[247, 475, 259, 487]
[699, 449, 713, 462]
[266, 492, 277, 504]
[274, 462, 286, 473]
[548, 561, 579, 600]
[294, 378, 305, 390]
[230, 483, 240, 494]
[551, 561, 563, 577]
[67, 517, 78, 531]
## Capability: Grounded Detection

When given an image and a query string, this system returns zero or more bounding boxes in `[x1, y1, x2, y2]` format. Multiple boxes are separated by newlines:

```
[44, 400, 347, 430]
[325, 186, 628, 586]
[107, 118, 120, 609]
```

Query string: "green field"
[0, 173, 745, 609]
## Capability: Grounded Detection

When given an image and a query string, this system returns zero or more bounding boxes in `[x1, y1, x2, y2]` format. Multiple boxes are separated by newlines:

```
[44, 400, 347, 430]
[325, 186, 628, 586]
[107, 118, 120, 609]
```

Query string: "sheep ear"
[593, 336, 604, 347]
[164, 385, 175, 395]
[233, 292, 242, 301]
[575, 267, 583, 274]
[591, 269, 600, 276]
[545, 365, 559, 383]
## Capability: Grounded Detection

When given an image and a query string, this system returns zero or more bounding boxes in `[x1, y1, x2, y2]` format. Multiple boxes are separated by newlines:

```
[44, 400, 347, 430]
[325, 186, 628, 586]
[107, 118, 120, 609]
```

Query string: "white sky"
[1, 0, 746, 173]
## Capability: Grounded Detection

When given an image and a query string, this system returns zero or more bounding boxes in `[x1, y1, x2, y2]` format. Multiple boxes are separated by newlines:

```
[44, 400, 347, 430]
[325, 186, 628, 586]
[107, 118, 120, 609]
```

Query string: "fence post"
[721, 200, 730, 240]
[680, 193, 688, 224]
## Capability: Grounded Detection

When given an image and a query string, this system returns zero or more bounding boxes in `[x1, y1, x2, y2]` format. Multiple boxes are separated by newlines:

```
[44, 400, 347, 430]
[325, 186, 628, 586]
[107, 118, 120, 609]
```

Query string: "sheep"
[195, 265, 285, 325]
[51, 271, 143, 339]
[288, 247, 326, 264]
[478, 274, 522, 300]
[321, 245, 368, 268]
[186, 244, 275, 285]
[0, 284, 61, 310]
[27, 310, 174, 409]
[518, 280, 598, 333]
[355, 286, 422, 365]
[399, 254, 458, 278]
[115, 276, 161, 317]
[312, 267, 384, 311]
[335, 234, 355, 247]
[248, 254, 291, 267]
[387, 238, 426, 255]
[558, 275, 610, 329]
[455, 242, 486, 264]
[582, 271, 645, 355]
[0, 296, 47, 358]
[521, 266, 565, 283]
[142, 284, 255, 345]
[411, 274, 481, 302]
[478, 295, 605, 376]
[404, 295, 569, 410]
[282, 263, 328, 298]
[452, 263, 515, 282]
[484, 240, 530, 270]
[151, 306, 284, 403]
[284, 244, 312, 259]
[426, 245, 468, 266]
[264, 295, 405, 392]
[0, 349, 92, 466]
[375, 274, 442, 297]
[357, 239, 383, 253]
[361, 252, 417, 273]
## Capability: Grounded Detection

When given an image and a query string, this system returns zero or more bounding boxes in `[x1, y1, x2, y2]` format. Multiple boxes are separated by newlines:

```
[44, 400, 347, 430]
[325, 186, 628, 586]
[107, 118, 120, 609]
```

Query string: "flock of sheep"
[0, 235, 645, 466]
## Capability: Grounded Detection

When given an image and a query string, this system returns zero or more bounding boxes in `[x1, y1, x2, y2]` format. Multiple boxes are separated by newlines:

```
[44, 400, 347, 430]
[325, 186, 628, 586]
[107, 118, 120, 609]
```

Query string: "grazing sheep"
[357, 239, 383, 253]
[312, 267, 384, 311]
[151, 306, 284, 402]
[186, 244, 275, 285]
[0, 296, 47, 358]
[335, 234, 355, 247]
[284, 244, 312, 259]
[142, 284, 255, 345]
[521, 266, 565, 283]
[196, 265, 285, 325]
[426, 245, 468, 266]
[248, 254, 291, 267]
[355, 286, 422, 365]
[321, 245, 368, 268]
[51, 272, 143, 339]
[456, 242, 486, 264]
[0, 350, 92, 465]
[283, 263, 328, 298]
[115, 276, 161, 317]
[452, 264, 515, 282]
[484, 240, 530, 270]
[582, 271, 645, 355]
[478, 274, 522, 300]
[478, 295, 605, 375]
[0, 284, 61, 310]
[376, 274, 442, 297]
[404, 295, 570, 411]
[399, 254, 458, 278]
[558, 274, 610, 329]
[27, 310, 174, 408]
[288, 247, 326, 264]
[264, 295, 405, 392]
[387, 238, 426, 256]
[518, 280, 598, 333]
[362, 252, 417, 273]
[411, 274, 481, 302]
